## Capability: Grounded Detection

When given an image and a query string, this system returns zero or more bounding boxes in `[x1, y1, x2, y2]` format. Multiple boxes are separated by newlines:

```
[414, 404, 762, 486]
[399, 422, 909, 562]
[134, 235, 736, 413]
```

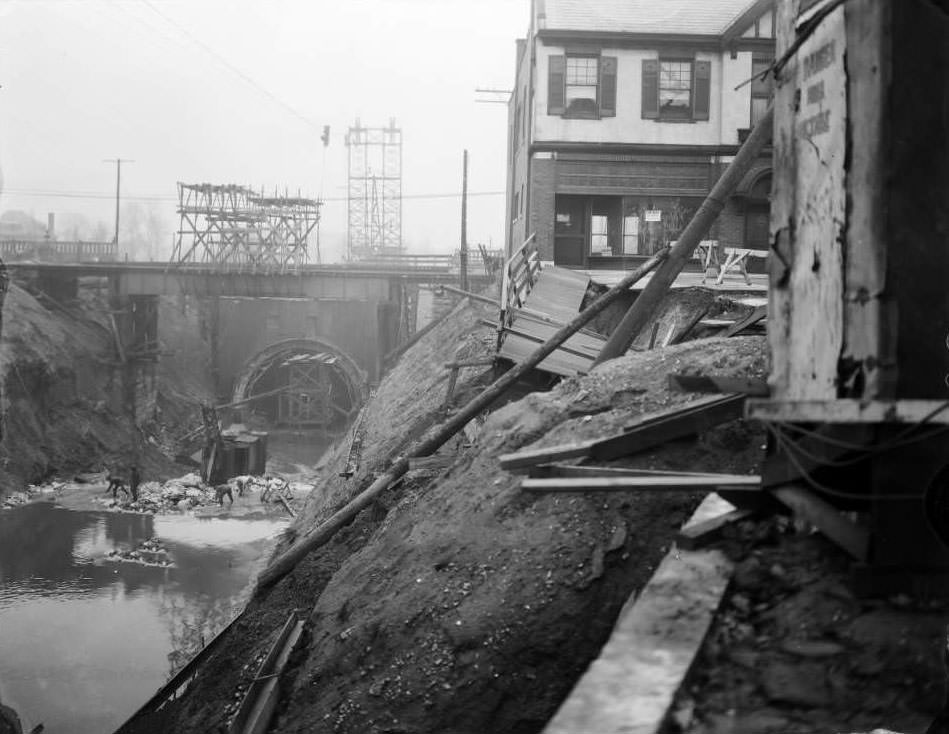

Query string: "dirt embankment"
[162, 289, 768, 734]
[0, 283, 210, 495]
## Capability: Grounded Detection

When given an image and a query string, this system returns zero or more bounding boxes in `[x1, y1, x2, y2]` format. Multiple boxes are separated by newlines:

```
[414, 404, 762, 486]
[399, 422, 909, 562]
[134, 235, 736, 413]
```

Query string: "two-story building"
[505, 0, 776, 269]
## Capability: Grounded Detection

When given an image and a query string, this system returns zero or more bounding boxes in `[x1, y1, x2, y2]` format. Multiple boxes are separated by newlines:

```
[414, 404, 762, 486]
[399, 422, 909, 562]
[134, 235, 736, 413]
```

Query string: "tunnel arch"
[231, 338, 368, 432]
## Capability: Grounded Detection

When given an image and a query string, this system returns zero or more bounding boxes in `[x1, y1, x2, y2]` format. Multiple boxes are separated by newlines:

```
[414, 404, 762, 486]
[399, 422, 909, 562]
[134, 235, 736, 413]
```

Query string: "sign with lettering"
[781, 0, 848, 399]
[644, 210, 662, 222]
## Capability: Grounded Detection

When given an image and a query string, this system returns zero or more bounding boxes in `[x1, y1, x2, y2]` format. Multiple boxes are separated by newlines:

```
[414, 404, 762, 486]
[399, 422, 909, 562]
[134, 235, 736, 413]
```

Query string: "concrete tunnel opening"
[230, 338, 368, 434]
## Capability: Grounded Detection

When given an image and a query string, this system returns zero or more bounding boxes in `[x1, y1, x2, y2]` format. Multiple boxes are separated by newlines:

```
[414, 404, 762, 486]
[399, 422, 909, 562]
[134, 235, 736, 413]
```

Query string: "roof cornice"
[537, 29, 725, 50]
[530, 140, 774, 157]
[722, 0, 776, 43]
[536, 29, 776, 54]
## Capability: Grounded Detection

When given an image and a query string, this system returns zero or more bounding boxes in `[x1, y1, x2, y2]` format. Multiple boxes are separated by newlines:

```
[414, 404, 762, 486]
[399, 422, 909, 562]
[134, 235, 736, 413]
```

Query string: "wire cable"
[138, 0, 319, 131]
[767, 423, 925, 501]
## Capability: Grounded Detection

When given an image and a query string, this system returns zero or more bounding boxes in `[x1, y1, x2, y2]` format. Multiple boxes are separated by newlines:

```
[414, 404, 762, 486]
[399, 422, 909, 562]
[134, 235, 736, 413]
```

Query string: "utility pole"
[103, 158, 134, 250]
[460, 149, 469, 291]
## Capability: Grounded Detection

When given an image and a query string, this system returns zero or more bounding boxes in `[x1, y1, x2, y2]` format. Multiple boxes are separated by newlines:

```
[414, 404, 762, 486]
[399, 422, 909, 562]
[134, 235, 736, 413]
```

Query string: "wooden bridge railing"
[497, 233, 539, 349]
[0, 239, 118, 263]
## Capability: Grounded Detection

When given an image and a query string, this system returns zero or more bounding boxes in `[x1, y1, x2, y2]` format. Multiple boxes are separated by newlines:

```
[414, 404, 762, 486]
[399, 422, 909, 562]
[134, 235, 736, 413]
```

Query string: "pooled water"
[0, 502, 286, 733]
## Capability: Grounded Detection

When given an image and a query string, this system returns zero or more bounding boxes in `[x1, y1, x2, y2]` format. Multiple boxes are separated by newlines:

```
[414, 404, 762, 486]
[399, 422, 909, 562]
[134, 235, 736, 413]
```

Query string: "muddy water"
[0, 502, 286, 734]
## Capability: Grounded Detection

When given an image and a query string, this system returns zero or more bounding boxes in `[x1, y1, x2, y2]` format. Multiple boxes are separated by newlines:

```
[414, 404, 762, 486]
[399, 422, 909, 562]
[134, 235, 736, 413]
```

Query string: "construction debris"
[105, 537, 173, 568]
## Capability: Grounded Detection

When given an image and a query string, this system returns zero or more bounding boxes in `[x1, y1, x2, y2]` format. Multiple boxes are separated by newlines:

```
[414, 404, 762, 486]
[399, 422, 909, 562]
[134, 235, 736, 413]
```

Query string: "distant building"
[0, 210, 52, 241]
[505, 0, 775, 268]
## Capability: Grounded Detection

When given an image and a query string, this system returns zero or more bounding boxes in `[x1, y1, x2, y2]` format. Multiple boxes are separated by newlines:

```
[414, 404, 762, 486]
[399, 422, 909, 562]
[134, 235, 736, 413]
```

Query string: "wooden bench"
[717, 247, 768, 285]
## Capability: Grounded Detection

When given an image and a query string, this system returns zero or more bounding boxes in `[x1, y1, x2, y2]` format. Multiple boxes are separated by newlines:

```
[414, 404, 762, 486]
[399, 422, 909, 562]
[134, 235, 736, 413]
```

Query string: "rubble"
[1, 471, 313, 515]
[105, 537, 174, 568]
[681, 517, 946, 734]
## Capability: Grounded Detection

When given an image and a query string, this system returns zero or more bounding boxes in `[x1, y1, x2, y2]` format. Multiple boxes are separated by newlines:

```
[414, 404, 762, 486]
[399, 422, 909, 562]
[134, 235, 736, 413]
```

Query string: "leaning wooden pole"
[255, 248, 670, 590]
[592, 104, 774, 367]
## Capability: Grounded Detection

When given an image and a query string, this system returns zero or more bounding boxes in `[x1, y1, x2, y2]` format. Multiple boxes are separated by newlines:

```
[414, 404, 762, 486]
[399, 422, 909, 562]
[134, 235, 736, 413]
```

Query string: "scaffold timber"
[170, 183, 322, 270]
[345, 119, 402, 260]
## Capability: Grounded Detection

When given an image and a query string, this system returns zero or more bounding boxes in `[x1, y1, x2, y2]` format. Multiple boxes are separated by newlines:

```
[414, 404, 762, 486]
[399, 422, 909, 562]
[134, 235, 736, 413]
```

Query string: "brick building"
[505, 0, 776, 268]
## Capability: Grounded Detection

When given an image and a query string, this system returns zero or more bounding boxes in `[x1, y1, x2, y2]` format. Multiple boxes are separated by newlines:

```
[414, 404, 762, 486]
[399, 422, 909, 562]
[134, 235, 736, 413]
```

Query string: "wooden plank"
[528, 464, 726, 480]
[501, 441, 597, 471]
[770, 484, 869, 561]
[522, 265, 591, 324]
[676, 508, 754, 550]
[746, 398, 949, 425]
[504, 328, 592, 359]
[777, 0, 847, 400]
[500, 394, 746, 471]
[767, 0, 799, 399]
[408, 455, 454, 471]
[544, 499, 732, 734]
[669, 304, 711, 345]
[840, 0, 888, 399]
[521, 475, 762, 492]
[230, 612, 305, 734]
[668, 373, 770, 397]
[498, 333, 590, 377]
[619, 393, 745, 434]
[722, 304, 767, 337]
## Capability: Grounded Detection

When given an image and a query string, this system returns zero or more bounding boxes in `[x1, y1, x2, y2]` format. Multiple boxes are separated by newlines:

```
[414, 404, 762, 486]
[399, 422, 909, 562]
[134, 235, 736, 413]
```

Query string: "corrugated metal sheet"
[541, 0, 758, 36]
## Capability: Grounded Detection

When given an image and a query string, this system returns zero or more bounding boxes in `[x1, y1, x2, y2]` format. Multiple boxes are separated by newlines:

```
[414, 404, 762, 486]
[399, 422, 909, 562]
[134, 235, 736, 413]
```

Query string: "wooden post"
[460, 150, 469, 292]
[255, 248, 669, 590]
[592, 104, 774, 366]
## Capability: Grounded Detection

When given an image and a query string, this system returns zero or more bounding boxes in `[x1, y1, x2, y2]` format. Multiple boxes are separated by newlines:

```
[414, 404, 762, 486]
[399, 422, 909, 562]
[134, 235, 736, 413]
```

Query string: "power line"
[137, 0, 320, 131]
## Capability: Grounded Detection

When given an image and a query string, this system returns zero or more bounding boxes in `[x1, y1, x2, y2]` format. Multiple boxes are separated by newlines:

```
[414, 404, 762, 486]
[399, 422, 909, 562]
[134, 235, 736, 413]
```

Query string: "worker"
[129, 465, 141, 503]
[215, 483, 233, 506]
[106, 467, 128, 500]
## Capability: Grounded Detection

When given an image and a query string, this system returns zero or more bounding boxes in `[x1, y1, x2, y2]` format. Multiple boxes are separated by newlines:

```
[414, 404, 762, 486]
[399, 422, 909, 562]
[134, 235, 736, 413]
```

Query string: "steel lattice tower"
[345, 119, 402, 259]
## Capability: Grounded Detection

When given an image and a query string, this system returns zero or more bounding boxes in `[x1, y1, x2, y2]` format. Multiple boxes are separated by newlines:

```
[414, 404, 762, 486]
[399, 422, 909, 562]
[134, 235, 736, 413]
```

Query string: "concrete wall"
[213, 297, 382, 395]
[534, 45, 755, 147]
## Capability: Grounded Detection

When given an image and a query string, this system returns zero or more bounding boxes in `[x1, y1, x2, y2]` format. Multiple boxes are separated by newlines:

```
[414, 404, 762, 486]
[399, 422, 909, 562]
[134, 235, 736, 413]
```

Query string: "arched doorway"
[231, 338, 368, 433]
[742, 170, 772, 250]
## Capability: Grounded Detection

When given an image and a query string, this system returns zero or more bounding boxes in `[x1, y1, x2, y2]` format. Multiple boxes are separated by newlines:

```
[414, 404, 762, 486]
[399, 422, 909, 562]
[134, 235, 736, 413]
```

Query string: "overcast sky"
[0, 0, 528, 261]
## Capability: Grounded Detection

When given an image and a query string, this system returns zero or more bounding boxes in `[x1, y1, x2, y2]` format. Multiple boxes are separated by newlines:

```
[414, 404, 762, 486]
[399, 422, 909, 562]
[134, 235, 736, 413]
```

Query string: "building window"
[751, 54, 774, 127]
[554, 194, 701, 267]
[659, 60, 693, 118]
[590, 213, 609, 254]
[623, 214, 640, 255]
[642, 58, 710, 121]
[565, 56, 599, 118]
[547, 54, 617, 119]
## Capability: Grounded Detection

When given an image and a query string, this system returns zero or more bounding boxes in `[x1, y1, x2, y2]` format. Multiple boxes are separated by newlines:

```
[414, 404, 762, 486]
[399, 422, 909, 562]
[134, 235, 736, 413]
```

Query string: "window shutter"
[641, 59, 659, 119]
[548, 55, 565, 115]
[599, 56, 617, 117]
[693, 60, 711, 121]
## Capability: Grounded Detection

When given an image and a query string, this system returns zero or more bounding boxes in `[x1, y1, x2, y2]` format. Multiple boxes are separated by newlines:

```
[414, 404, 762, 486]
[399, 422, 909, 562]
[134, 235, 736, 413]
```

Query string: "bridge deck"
[6, 261, 493, 298]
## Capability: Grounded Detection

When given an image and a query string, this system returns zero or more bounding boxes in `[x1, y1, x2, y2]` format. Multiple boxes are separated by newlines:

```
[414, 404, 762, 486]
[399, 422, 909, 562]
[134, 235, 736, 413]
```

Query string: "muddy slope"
[0, 283, 210, 494]
[162, 288, 767, 734]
